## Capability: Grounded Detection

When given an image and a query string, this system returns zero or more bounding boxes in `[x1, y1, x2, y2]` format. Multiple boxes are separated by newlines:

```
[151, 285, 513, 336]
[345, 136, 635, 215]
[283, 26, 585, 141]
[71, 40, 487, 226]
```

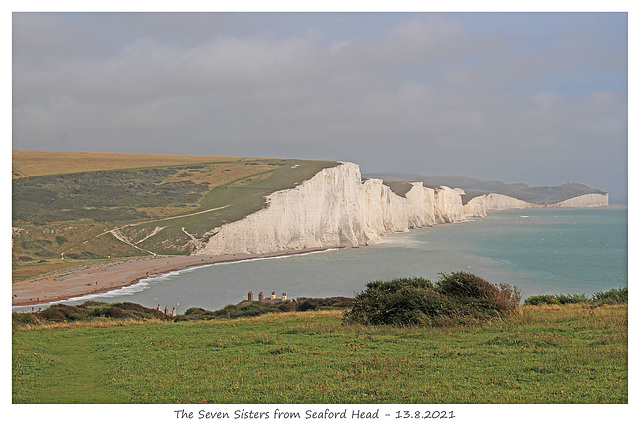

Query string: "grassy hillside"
[12, 150, 338, 281]
[365, 173, 607, 205]
[12, 303, 627, 404]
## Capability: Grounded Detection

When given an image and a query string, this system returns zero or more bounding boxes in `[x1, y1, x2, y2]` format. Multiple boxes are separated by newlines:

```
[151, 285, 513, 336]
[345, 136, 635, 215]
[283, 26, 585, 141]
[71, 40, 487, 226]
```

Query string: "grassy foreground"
[12, 303, 627, 404]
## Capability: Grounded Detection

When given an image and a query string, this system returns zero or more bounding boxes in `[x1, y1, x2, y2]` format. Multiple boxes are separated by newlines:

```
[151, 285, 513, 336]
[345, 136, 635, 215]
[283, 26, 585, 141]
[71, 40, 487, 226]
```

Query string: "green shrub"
[524, 295, 557, 305]
[178, 297, 354, 321]
[65, 251, 103, 260]
[525, 287, 626, 306]
[34, 250, 55, 258]
[556, 293, 589, 304]
[436, 272, 521, 318]
[297, 300, 317, 312]
[184, 307, 210, 316]
[40, 304, 88, 322]
[295, 297, 353, 311]
[12, 312, 42, 326]
[21, 240, 52, 250]
[437, 272, 494, 299]
[344, 273, 521, 327]
[213, 304, 280, 319]
[592, 287, 628, 305]
[12, 302, 171, 326]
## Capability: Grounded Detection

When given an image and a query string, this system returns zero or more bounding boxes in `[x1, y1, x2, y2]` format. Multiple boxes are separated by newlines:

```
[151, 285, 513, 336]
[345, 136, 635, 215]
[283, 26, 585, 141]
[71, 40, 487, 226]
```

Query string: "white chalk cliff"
[195, 162, 467, 256]
[463, 192, 608, 213]
[194, 162, 608, 256]
[464, 194, 539, 218]
[548, 193, 609, 208]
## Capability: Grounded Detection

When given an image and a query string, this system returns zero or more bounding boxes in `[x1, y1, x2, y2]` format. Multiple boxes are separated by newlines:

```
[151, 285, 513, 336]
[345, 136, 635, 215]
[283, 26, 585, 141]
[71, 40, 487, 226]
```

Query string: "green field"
[12, 303, 627, 404]
[12, 151, 337, 281]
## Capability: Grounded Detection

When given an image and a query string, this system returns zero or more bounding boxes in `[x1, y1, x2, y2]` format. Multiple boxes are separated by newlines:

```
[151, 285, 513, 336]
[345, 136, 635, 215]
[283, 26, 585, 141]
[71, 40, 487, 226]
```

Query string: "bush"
[524, 295, 557, 305]
[525, 287, 626, 306]
[40, 304, 88, 322]
[295, 297, 353, 311]
[65, 251, 103, 260]
[12, 302, 172, 326]
[12, 312, 42, 326]
[297, 300, 317, 312]
[213, 304, 280, 319]
[179, 297, 354, 321]
[436, 272, 521, 318]
[592, 287, 628, 305]
[343, 273, 521, 327]
[556, 293, 589, 305]
[184, 307, 210, 316]
[345, 282, 456, 326]
[436, 272, 491, 299]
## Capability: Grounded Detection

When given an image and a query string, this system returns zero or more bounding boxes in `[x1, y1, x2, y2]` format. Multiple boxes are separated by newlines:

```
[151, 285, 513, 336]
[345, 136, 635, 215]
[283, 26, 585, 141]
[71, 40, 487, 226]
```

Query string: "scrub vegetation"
[524, 286, 628, 306]
[343, 273, 521, 327]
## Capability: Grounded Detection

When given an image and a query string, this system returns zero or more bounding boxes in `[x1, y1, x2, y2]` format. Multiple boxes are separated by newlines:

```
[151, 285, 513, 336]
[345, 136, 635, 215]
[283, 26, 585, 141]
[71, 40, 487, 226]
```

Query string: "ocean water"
[16, 207, 628, 314]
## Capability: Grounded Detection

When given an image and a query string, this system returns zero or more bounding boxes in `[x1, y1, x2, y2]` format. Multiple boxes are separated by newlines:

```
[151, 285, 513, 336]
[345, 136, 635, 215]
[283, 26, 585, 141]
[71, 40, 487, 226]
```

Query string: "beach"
[11, 248, 332, 307]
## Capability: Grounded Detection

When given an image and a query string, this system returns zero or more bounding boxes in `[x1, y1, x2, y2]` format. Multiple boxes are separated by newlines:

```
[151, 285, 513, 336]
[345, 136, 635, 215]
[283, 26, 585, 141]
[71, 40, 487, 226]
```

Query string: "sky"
[11, 10, 629, 201]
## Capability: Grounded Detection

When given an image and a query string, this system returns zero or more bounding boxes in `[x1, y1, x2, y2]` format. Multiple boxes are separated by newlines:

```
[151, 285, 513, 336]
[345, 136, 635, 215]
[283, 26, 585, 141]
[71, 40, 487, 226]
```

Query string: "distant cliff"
[364, 173, 608, 206]
[464, 193, 538, 218]
[548, 193, 609, 208]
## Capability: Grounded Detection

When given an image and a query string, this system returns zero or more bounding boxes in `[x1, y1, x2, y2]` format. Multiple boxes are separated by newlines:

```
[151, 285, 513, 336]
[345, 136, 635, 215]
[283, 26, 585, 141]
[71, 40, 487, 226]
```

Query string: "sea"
[15, 206, 628, 314]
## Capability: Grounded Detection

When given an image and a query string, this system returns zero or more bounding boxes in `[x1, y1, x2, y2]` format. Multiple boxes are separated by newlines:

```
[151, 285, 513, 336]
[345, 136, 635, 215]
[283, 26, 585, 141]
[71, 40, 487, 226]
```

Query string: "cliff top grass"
[382, 180, 414, 198]
[12, 150, 338, 281]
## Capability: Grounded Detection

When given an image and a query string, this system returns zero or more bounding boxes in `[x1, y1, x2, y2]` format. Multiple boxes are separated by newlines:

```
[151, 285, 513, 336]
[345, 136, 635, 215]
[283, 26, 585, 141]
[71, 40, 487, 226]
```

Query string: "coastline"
[11, 247, 334, 307]
[13, 205, 618, 309]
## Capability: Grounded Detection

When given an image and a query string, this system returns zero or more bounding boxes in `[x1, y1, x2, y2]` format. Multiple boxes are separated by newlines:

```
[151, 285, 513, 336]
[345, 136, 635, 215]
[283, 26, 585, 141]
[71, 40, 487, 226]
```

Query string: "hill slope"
[12, 150, 337, 281]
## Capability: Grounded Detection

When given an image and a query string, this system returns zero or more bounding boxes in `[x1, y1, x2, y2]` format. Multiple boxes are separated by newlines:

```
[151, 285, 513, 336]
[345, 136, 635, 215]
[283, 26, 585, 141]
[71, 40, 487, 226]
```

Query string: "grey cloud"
[12, 12, 627, 200]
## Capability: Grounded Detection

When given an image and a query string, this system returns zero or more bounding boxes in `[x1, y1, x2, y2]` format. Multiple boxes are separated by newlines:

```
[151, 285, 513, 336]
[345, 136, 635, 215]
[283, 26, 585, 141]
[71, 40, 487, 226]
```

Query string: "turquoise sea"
[15, 207, 628, 314]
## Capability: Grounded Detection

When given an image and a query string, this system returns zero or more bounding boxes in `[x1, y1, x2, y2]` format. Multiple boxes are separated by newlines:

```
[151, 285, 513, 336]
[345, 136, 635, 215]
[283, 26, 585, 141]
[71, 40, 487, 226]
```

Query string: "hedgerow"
[525, 287, 628, 306]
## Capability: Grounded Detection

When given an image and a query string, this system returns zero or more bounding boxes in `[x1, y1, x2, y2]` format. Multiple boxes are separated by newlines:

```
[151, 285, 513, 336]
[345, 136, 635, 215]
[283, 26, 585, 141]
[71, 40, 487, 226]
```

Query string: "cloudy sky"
[12, 11, 628, 200]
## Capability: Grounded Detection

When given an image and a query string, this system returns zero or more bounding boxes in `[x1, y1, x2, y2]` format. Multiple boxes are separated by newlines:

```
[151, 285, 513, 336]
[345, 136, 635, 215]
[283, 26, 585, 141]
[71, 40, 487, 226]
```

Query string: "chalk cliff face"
[548, 193, 609, 208]
[194, 163, 609, 257]
[463, 193, 536, 218]
[435, 187, 467, 223]
[465, 192, 608, 212]
[482, 193, 539, 210]
[463, 195, 487, 218]
[195, 162, 368, 255]
[195, 163, 468, 256]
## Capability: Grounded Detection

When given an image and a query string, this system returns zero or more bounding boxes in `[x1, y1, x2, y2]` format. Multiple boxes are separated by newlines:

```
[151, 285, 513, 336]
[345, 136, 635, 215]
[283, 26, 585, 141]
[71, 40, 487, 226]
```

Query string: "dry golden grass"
[159, 162, 275, 186]
[12, 150, 261, 178]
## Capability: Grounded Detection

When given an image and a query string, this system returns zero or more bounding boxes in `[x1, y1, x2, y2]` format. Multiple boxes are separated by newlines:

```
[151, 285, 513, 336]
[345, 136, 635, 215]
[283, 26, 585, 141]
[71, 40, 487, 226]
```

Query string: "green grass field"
[12, 303, 627, 404]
